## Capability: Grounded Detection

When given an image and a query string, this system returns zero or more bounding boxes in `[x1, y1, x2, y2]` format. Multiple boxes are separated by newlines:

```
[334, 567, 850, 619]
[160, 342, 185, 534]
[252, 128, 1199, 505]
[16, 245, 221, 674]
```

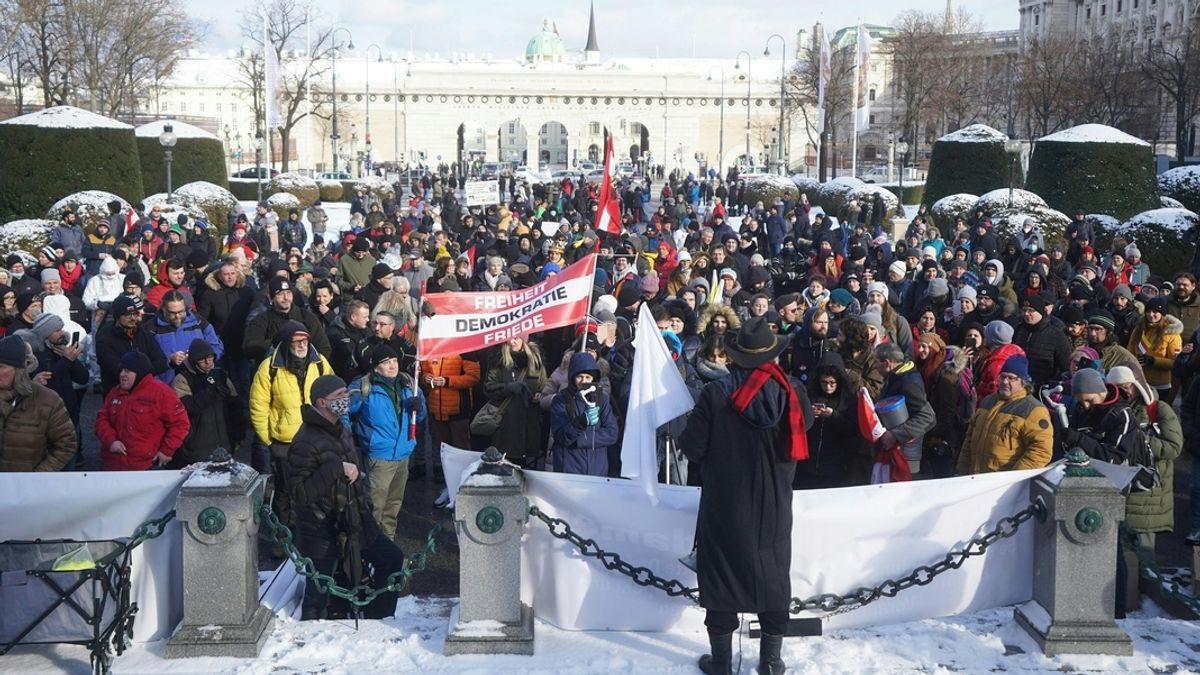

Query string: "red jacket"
[95, 374, 190, 470]
[975, 343, 1025, 401]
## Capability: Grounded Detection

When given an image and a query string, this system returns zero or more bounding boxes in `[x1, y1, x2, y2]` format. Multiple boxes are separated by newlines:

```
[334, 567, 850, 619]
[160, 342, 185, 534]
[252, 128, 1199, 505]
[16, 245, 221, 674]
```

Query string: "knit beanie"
[40, 268, 60, 284]
[120, 351, 152, 379]
[1087, 309, 1116, 332]
[1000, 354, 1031, 382]
[309, 374, 347, 402]
[31, 313, 64, 341]
[867, 282, 889, 299]
[0, 335, 26, 368]
[829, 288, 854, 307]
[957, 285, 978, 303]
[1071, 367, 1107, 396]
[984, 320, 1014, 346]
[888, 261, 907, 278]
[917, 332, 945, 352]
[187, 338, 216, 365]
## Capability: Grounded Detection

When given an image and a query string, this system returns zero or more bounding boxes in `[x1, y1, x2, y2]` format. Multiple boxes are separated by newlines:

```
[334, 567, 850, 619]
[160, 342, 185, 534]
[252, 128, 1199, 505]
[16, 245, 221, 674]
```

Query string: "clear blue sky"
[184, 0, 1017, 58]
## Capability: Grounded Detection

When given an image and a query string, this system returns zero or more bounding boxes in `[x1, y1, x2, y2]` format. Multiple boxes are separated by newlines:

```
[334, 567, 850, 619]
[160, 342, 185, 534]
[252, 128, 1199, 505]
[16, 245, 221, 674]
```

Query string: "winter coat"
[95, 319, 169, 395]
[337, 252, 377, 295]
[326, 316, 374, 382]
[0, 378, 76, 472]
[841, 348, 885, 400]
[306, 205, 329, 234]
[925, 346, 974, 454]
[197, 271, 256, 361]
[81, 258, 124, 310]
[81, 232, 118, 276]
[286, 405, 381, 561]
[799, 375, 860, 481]
[1059, 386, 1142, 465]
[1128, 315, 1183, 388]
[348, 373, 426, 462]
[249, 344, 332, 445]
[878, 361, 936, 465]
[1013, 315, 1072, 388]
[1125, 396, 1182, 534]
[1167, 292, 1200, 346]
[23, 340, 88, 423]
[549, 354, 620, 476]
[483, 351, 546, 464]
[243, 304, 331, 363]
[142, 311, 224, 384]
[679, 366, 812, 613]
[170, 362, 244, 467]
[789, 312, 839, 384]
[95, 374, 190, 470]
[975, 343, 1025, 401]
[957, 391, 1053, 475]
[50, 223, 85, 257]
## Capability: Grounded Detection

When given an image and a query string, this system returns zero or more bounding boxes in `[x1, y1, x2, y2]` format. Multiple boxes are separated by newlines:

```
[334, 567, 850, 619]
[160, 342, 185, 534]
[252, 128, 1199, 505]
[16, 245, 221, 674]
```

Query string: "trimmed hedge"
[0, 219, 54, 257]
[229, 179, 263, 201]
[0, 107, 144, 220]
[880, 182, 925, 206]
[1113, 208, 1199, 279]
[136, 136, 229, 196]
[1025, 126, 1158, 220]
[923, 126, 1022, 207]
[930, 193, 978, 233]
[816, 177, 865, 215]
[267, 172, 319, 208]
[740, 174, 799, 207]
[1158, 166, 1200, 212]
[319, 180, 344, 202]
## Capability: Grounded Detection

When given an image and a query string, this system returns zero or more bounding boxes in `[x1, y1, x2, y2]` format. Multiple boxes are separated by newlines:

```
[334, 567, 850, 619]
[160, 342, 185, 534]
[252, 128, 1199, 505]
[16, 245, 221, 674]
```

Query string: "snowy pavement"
[6, 597, 1200, 673]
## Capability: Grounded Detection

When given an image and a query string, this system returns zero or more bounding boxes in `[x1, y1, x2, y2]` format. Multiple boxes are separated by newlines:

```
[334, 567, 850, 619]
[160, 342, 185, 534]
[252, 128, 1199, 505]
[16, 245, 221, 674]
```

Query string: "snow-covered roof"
[938, 125, 1008, 144]
[0, 105, 131, 130]
[1037, 124, 1150, 147]
[135, 119, 218, 140]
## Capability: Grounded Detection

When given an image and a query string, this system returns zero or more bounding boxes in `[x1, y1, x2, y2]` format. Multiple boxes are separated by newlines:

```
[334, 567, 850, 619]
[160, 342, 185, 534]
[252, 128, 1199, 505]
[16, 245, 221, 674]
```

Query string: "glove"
[584, 406, 600, 426]
[1138, 354, 1154, 367]
[1059, 428, 1080, 446]
[505, 381, 527, 396]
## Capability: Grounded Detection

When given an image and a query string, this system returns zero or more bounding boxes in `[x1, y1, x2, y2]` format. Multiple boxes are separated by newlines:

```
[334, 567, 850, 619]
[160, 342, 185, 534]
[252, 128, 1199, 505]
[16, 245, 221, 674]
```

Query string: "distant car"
[584, 168, 606, 182]
[231, 167, 278, 179]
[479, 162, 501, 179]
[616, 163, 636, 178]
[577, 161, 597, 171]
[551, 169, 574, 180]
[858, 167, 889, 183]
[739, 165, 769, 176]
[316, 171, 352, 181]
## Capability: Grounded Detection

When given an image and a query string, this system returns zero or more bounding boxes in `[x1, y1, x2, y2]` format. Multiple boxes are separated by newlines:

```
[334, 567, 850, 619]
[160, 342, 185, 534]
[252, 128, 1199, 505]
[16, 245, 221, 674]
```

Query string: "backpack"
[1126, 404, 1162, 493]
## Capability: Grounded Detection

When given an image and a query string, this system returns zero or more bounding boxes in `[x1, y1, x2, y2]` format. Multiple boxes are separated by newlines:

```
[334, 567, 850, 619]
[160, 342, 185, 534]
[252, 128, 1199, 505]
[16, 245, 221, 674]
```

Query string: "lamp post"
[896, 139, 909, 213]
[255, 129, 264, 202]
[331, 27, 354, 174]
[159, 123, 177, 202]
[365, 43, 382, 174]
[1005, 138, 1022, 209]
[735, 50, 752, 168]
[223, 124, 231, 166]
[764, 33, 787, 174]
[707, 65, 726, 179]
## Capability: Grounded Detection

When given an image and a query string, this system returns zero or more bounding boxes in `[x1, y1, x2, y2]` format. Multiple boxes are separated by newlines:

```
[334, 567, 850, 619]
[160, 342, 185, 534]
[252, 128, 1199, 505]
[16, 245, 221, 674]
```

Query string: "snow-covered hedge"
[268, 172, 320, 208]
[847, 185, 899, 222]
[135, 120, 229, 195]
[923, 124, 1021, 208]
[970, 189, 1068, 244]
[930, 193, 978, 232]
[1085, 214, 1121, 240]
[352, 176, 395, 199]
[141, 193, 208, 223]
[1157, 166, 1200, 212]
[973, 188, 1047, 214]
[0, 219, 55, 257]
[790, 175, 821, 204]
[1161, 195, 1185, 209]
[266, 192, 301, 219]
[1025, 124, 1158, 220]
[1112, 208, 1198, 277]
[740, 174, 799, 207]
[46, 190, 131, 227]
[174, 181, 239, 232]
[318, 180, 344, 202]
[0, 106, 143, 219]
[816, 176, 865, 214]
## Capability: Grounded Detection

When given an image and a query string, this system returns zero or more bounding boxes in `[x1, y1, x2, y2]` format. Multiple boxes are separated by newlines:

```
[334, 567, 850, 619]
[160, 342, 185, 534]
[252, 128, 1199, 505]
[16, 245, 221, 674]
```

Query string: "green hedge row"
[923, 140, 1021, 207]
[1026, 140, 1158, 220]
[137, 136, 229, 196]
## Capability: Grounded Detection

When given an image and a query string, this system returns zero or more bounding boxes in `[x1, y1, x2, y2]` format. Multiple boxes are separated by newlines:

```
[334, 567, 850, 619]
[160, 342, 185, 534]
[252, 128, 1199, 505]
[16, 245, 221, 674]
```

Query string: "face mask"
[11, 271, 22, 280]
[327, 396, 350, 417]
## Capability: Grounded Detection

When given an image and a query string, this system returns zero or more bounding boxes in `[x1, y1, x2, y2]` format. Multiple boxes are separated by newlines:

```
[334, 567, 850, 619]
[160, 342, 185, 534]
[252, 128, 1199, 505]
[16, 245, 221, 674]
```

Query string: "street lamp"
[365, 44, 382, 174]
[896, 139, 909, 211]
[1005, 138, 1022, 208]
[331, 27, 354, 174]
[158, 123, 177, 202]
[255, 128, 264, 202]
[707, 65, 725, 180]
[764, 34, 787, 174]
[735, 51, 752, 168]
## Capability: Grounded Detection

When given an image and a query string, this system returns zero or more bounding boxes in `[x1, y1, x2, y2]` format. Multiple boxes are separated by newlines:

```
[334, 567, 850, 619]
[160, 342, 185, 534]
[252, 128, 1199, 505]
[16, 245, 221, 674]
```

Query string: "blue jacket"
[143, 312, 223, 384]
[348, 373, 427, 462]
[549, 354, 619, 476]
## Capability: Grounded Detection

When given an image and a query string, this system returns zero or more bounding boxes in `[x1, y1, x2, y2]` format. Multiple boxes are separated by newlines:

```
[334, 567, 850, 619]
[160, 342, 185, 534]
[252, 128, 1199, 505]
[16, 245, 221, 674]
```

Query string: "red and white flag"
[595, 133, 622, 234]
[856, 387, 886, 442]
[418, 254, 597, 361]
[464, 244, 476, 278]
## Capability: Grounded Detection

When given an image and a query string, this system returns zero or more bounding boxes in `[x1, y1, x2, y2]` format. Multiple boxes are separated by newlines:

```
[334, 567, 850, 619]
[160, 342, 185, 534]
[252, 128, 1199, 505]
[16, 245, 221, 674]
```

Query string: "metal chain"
[258, 504, 448, 607]
[528, 499, 1045, 616]
[1121, 523, 1200, 617]
[127, 510, 177, 550]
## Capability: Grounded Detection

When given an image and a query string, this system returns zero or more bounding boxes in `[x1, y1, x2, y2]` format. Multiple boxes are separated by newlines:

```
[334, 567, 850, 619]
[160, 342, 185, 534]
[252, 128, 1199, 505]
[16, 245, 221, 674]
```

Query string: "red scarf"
[730, 361, 809, 460]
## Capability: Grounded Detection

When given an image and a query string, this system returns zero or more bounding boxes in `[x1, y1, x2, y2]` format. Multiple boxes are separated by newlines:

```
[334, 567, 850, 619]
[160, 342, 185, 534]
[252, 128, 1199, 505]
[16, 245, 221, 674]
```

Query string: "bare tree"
[1016, 35, 1080, 139]
[3, 0, 70, 107]
[1067, 27, 1153, 130]
[789, 27, 856, 176]
[1142, 24, 1200, 161]
[237, 0, 334, 172]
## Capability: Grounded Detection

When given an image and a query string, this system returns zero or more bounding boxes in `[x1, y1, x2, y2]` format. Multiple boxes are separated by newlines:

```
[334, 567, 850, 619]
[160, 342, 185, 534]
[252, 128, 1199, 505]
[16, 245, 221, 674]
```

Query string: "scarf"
[730, 361, 808, 460]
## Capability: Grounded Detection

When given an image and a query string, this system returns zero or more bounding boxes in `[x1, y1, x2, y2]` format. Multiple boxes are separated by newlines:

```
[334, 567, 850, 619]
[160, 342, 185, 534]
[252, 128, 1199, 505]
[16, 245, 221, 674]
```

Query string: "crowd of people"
[0, 164, 1195, 636]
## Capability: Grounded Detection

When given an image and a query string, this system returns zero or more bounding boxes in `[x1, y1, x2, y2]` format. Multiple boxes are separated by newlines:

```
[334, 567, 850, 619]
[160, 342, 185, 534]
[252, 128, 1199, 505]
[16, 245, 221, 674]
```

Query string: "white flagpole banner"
[443, 445, 1046, 633]
[855, 23, 872, 133]
[817, 26, 831, 134]
[619, 304, 695, 501]
[0, 472, 186, 641]
[264, 14, 281, 130]
[419, 254, 597, 361]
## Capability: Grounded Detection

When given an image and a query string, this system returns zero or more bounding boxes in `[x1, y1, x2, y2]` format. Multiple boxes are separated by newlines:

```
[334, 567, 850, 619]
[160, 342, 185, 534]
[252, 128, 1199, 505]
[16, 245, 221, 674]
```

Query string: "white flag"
[619, 304, 695, 502]
[854, 24, 872, 132]
[817, 26, 831, 133]
[264, 13, 282, 129]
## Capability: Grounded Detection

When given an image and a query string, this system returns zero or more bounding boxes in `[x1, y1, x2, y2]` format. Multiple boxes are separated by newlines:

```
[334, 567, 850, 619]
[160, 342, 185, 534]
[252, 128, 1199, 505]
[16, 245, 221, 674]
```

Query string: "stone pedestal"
[167, 450, 275, 658]
[445, 447, 533, 655]
[1014, 451, 1132, 656]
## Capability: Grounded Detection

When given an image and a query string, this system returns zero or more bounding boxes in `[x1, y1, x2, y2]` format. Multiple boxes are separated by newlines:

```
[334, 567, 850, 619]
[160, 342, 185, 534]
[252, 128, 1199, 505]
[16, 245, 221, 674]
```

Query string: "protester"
[549, 352, 619, 476]
[170, 338, 244, 468]
[483, 337, 547, 467]
[95, 351, 190, 470]
[0, 334, 76, 471]
[957, 355, 1053, 474]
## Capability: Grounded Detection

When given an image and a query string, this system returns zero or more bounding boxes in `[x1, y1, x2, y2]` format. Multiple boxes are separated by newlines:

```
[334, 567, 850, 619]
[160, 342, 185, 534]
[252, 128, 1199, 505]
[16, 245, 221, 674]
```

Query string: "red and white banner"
[418, 254, 597, 361]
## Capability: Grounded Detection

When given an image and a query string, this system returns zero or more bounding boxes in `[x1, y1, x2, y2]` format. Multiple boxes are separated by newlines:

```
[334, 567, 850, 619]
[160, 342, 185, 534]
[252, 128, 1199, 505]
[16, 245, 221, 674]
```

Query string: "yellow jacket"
[957, 391, 1053, 475]
[249, 346, 332, 445]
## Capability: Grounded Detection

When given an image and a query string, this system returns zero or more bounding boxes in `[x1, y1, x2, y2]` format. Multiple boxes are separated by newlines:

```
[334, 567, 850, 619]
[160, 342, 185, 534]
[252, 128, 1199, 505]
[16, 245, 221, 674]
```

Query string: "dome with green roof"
[526, 19, 566, 62]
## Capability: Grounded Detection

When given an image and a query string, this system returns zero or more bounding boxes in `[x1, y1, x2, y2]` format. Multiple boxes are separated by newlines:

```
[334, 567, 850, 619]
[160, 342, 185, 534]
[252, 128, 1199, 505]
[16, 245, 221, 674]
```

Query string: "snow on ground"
[6, 597, 1200, 674]
[938, 124, 1008, 144]
[1037, 123, 1150, 146]
[0, 105, 131, 130]
[135, 119, 218, 140]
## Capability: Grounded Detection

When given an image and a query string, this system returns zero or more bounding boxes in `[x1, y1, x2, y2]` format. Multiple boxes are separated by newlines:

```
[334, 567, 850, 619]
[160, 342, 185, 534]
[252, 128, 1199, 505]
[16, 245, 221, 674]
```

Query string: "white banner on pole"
[443, 445, 1048, 632]
[464, 180, 500, 207]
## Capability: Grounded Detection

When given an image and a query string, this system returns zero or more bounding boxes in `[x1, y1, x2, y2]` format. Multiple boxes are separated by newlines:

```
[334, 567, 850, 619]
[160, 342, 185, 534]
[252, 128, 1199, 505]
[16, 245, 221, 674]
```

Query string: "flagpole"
[851, 23, 860, 178]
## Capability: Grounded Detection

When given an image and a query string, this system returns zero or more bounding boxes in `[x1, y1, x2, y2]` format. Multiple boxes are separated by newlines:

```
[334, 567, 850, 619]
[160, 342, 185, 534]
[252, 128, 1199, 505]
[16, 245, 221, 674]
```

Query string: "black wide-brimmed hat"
[724, 316, 790, 369]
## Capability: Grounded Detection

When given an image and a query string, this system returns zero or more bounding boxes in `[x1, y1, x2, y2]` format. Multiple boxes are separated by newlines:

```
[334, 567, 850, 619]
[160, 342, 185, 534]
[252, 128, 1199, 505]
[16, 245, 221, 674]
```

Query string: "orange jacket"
[420, 355, 481, 421]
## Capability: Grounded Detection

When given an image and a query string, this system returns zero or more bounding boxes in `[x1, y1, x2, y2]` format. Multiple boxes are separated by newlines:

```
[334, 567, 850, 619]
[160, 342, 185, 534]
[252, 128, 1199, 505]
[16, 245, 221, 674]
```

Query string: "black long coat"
[680, 366, 813, 612]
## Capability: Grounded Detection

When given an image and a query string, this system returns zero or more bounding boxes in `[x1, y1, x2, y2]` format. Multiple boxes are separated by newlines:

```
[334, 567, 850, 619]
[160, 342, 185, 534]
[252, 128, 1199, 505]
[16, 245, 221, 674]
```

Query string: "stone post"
[444, 447, 534, 655]
[1014, 449, 1132, 656]
[167, 449, 275, 658]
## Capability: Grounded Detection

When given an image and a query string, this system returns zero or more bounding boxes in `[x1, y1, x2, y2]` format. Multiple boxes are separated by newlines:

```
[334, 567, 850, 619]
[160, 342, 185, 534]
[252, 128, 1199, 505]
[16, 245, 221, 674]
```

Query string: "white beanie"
[888, 260, 907, 278]
[867, 281, 889, 299]
[957, 285, 978, 302]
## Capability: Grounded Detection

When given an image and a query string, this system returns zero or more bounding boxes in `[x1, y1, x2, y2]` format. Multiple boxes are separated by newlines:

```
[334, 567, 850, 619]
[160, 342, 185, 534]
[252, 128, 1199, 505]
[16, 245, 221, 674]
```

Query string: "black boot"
[698, 631, 732, 675]
[758, 633, 786, 675]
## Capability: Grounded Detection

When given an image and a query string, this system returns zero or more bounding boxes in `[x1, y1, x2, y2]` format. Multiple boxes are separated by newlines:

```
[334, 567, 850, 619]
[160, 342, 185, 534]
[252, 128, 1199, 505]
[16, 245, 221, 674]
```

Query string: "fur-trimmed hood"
[204, 267, 247, 291]
[697, 303, 741, 334]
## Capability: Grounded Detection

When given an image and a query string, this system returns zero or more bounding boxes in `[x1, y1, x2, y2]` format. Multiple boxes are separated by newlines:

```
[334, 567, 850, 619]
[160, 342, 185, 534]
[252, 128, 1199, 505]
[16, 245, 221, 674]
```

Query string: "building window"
[589, 122, 600, 134]
[162, 103, 169, 112]
[1087, 7, 1091, 18]
[868, 88, 876, 102]
[869, 114, 876, 125]
[1101, 4, 1106, 16]
[198, 103, 205, 113]
[508, 122, 515, 134]
[216, 103, 221, 113]
[1035, 14, 1040, 25]
[1117, 0, 1122, 11]
[180, 103, 186, 112]
[231, 103, 237, 112]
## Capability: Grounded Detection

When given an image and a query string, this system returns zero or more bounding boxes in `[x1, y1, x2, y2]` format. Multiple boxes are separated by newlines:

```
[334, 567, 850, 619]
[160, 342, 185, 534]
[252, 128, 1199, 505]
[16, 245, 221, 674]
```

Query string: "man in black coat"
[325, 299, 373, 381]
[243, 277, 331, 363]
[286, 375, 405, 620]
[94, 294, 169, 395]
[680, 317, 812, 675]
[197, 261, 256, 366]
[1013, 293, 1072, 389]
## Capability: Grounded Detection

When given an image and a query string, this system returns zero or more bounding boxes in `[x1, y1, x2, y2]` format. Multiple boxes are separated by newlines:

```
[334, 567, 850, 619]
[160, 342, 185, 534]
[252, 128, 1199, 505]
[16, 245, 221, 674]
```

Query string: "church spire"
[585, 1, 600, 53]
[944, 0, 955, 33]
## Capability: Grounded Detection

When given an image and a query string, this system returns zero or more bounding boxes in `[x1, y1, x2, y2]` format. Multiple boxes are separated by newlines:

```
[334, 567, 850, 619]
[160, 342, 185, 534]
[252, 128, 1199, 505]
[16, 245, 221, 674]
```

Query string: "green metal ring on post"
[1075, 507, 1104, 534]
[476, 506, 505, 534]
[197, 506, 227, 535]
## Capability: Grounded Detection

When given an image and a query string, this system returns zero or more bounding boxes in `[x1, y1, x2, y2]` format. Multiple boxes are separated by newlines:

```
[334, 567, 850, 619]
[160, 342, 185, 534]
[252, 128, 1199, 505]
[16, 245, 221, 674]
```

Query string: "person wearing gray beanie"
[30, 313, 65, 343]
[984, 320, 1014, 347]
[1071, 367, 1108, 396]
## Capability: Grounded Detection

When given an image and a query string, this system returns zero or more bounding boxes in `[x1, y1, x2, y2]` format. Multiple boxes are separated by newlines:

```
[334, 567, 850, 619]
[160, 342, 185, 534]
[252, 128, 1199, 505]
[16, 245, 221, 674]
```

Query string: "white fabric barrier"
[443, 445, 1049, 632]
[0, 471, 185, 642]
